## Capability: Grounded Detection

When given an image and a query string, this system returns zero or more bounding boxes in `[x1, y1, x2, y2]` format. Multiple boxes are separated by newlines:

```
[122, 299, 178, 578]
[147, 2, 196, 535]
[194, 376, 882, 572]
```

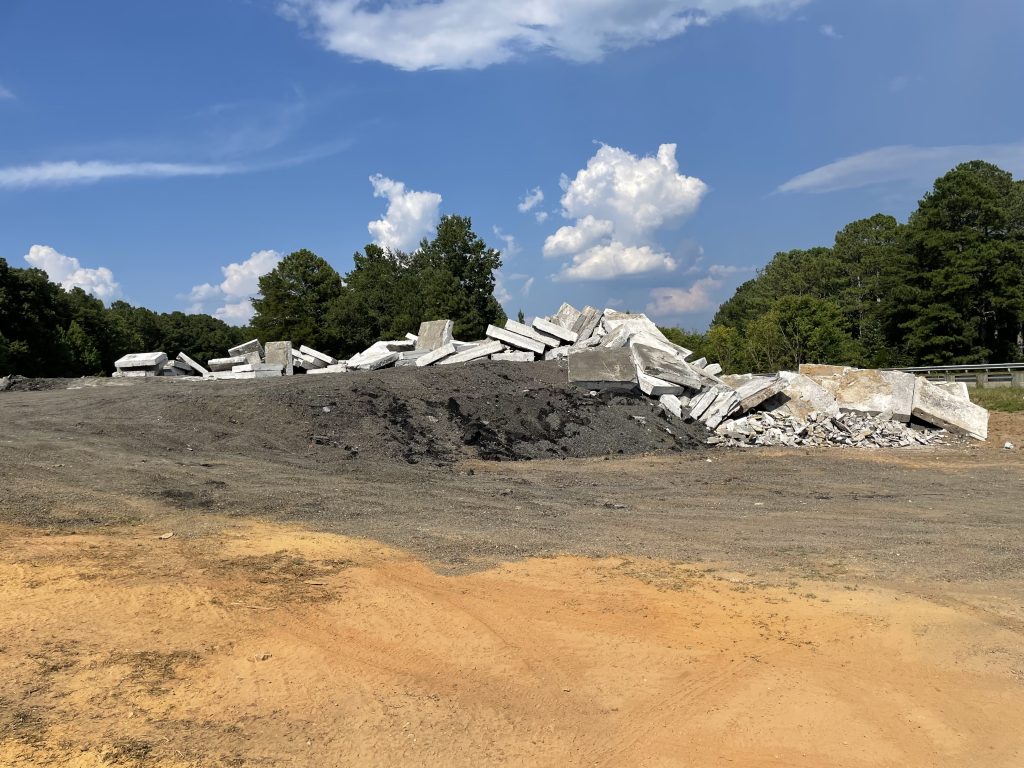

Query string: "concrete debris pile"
[108, 301, 989, 446]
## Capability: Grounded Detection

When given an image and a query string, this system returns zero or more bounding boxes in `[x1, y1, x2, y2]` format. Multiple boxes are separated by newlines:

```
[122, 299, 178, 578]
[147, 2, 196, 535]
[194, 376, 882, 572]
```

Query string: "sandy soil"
[2, 518, 1022, 768]
[1, 373, 1023, 766]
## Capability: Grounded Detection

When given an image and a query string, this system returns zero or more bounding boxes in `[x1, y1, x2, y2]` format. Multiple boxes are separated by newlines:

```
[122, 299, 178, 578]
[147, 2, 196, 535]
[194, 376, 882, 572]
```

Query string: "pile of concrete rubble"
[110, 302, 989, 445]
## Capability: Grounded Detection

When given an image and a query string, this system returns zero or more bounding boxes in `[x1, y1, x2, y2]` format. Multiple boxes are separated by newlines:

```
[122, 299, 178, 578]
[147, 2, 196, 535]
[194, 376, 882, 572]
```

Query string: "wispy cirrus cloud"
[777, 139, 1024, 194]
[0, 83, 14, 100]
[0, 160, 236, 189]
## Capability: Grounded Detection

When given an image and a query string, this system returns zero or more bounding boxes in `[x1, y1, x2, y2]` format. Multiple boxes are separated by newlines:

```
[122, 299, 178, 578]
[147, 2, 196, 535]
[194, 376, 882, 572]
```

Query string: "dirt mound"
[1, 360, 707, 465]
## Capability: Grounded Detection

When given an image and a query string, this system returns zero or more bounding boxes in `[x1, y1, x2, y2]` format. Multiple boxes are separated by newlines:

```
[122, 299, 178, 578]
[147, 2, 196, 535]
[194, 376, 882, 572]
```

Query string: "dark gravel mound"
[0, 361, 707, 465]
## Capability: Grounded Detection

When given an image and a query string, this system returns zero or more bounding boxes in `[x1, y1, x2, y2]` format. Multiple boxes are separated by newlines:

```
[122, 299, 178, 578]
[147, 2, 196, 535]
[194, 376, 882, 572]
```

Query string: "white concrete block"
[439, 340, 504, 364]
[912, 376, 988, 440]
[485, 325, 547, 355]
[299, 345, 339, 366]
[504, 319, 560, 348]
[176, 352, 209, 376]
[115, 352, 167, 370]
[228, 339, 264, 359]
[305, 364, 347, 375]
[639, 371, 685, 396]
[532, 317, 578, 344]
[417, 342, 458, 366]
[491, 351, 535, 362]
[208, 355, 247, 372]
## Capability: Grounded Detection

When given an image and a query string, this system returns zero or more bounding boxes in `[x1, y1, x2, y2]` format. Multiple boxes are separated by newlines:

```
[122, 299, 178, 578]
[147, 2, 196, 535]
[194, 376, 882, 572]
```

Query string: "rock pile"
[109, 302, 989, 446]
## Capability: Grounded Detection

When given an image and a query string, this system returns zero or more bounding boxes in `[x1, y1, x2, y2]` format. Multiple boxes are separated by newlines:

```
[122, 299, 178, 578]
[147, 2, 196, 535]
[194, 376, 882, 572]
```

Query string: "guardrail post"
[1012, 370, 1024, 389]
[944, 373, 955, 383]
[975, 372, 988, 389]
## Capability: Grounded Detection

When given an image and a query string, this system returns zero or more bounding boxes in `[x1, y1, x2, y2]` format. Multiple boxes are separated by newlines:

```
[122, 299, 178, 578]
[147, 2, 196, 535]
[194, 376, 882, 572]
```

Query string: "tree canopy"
[668, 161, 1024, 373]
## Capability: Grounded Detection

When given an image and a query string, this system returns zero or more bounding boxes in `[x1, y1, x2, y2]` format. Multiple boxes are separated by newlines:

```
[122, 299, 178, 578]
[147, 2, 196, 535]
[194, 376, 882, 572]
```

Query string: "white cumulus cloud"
[777, 140, 1024, 194]
[517, 186, 544, 213]
[646, 278, 720, 315]
[367, 174, 442, 252]
[819, 24, 841, 39]
[185, 249, 282, 325]
[279, 0, 808, 71]
[24, 245, 121, 302]
[546, 143, 707, 281]
[0, 83, 14, 100]
[492, 226, 520, 256]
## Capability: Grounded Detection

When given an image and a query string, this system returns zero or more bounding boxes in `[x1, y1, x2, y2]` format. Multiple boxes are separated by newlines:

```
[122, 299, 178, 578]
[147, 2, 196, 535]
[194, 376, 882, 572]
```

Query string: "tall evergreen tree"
[251, 249, 344, 351]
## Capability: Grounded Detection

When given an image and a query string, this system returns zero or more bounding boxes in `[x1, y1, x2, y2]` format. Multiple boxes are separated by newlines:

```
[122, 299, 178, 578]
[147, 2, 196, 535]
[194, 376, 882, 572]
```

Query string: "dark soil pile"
[1, 360, 707, 465]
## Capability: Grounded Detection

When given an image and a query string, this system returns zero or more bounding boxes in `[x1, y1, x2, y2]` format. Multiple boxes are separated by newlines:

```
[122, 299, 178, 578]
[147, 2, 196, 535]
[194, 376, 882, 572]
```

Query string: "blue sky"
[1, 0, 1022, 328]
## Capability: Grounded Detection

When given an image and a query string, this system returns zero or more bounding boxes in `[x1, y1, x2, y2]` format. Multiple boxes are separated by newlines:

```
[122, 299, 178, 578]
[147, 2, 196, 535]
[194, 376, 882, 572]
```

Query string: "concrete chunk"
[416, 342, 458, 367]
[732, 375, 787, 414]
[571, 306, 602, 344]
[112, 369, 159, 378]
[601, 311, 666, 342]
[532, 317, 577, 344]
[485, 325, 547, 355]
[228, 339, 264, 360]
[115, 352, 167, 370]
[912, 377, 988, 440]
[545, 347, 570, 361]
[935, 381, 970, 401]
[567, 348, 638, 392]
[176, 352, 209, 376]
[348, 350, 399, 370]
[491, 351, 535, 362]
[231, 363, 283, 374]
[703, 363, 723, 376]
[631, 344, 703, 390]
[414, 319, 454, 352]
[659, 394, 684, 419]
[688, 388, 721, 420]
[767, 371, 841, 421]
[638, 371, 685, 396]
[299, 345, 338, 366]
[552, 302, 582, 331]
[627, 331, 693, 359]
[208, 355, 247, 372]
[505, 319, 560, 348]
[800, 365, 916, 422]
[440, 340, 504, 365]
[305, 364, 347, 375]
[702, 391, 739, 430]
[265, 341, 293, 375]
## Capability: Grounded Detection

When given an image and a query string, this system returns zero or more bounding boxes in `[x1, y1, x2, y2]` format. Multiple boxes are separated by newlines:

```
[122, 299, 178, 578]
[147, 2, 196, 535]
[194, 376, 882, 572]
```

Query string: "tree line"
[0, 214, 505, 376]
[664, 161, 1024, 372]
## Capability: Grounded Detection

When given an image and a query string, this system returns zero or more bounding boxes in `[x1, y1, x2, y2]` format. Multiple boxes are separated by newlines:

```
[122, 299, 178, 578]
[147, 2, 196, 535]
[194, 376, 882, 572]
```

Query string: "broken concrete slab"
[293, 349, 327, 369]
[766, 371, 841, 421]
[440, 340, 504, 365]
[208, 355, 247, 372]
[265, 341, 293, 376]
[732, 375, 788, 414]
[299, 345, 338, 366]
[533, 317, 578, 344]
[659, 394, 685, 419]
[689, 357, 707, 369]
[176, 352, 209, 377]
[416, 342, 458, 367]
[567, 348, 638, 392]
[552, 302, 582, 331]
[598, 325, 630, 349]
[800, 365, 916, 422]
[112, 369, 160, 378]
[504, 319, 560, 348]
[491, 351, 535, 362]
[485, 325, 547, 355]
[628, 331, 693, 360]
[601, 311, 667, 342]
[348, 350, 399, 371]
[545, 347, 570, 361]
[228, 339, 264, 360]
[935, 381, 970, 401]
[571, 306, 602, 344]
[414, 319, 454, 352]
[631, 344, 703, 390]
[702, 390, 739, 430]
[638, 371, 685, 397]
[703, 363, 723, 377]
[231, 363, 284, 374]
[383, 339, 416, 352]
[305, 364, 347, 376]
[912, 376, 988, 440]
[687, 388, 721, 421]
[115, 352, 167, 371]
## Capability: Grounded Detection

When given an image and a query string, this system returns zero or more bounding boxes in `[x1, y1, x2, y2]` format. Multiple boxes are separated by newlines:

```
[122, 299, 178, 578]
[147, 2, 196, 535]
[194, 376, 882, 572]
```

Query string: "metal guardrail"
[889, 362, 1024, 388]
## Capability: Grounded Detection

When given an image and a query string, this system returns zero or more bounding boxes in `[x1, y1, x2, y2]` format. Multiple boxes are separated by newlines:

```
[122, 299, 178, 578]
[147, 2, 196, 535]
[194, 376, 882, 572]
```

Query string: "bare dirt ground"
[2, 366, 1023, 767]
